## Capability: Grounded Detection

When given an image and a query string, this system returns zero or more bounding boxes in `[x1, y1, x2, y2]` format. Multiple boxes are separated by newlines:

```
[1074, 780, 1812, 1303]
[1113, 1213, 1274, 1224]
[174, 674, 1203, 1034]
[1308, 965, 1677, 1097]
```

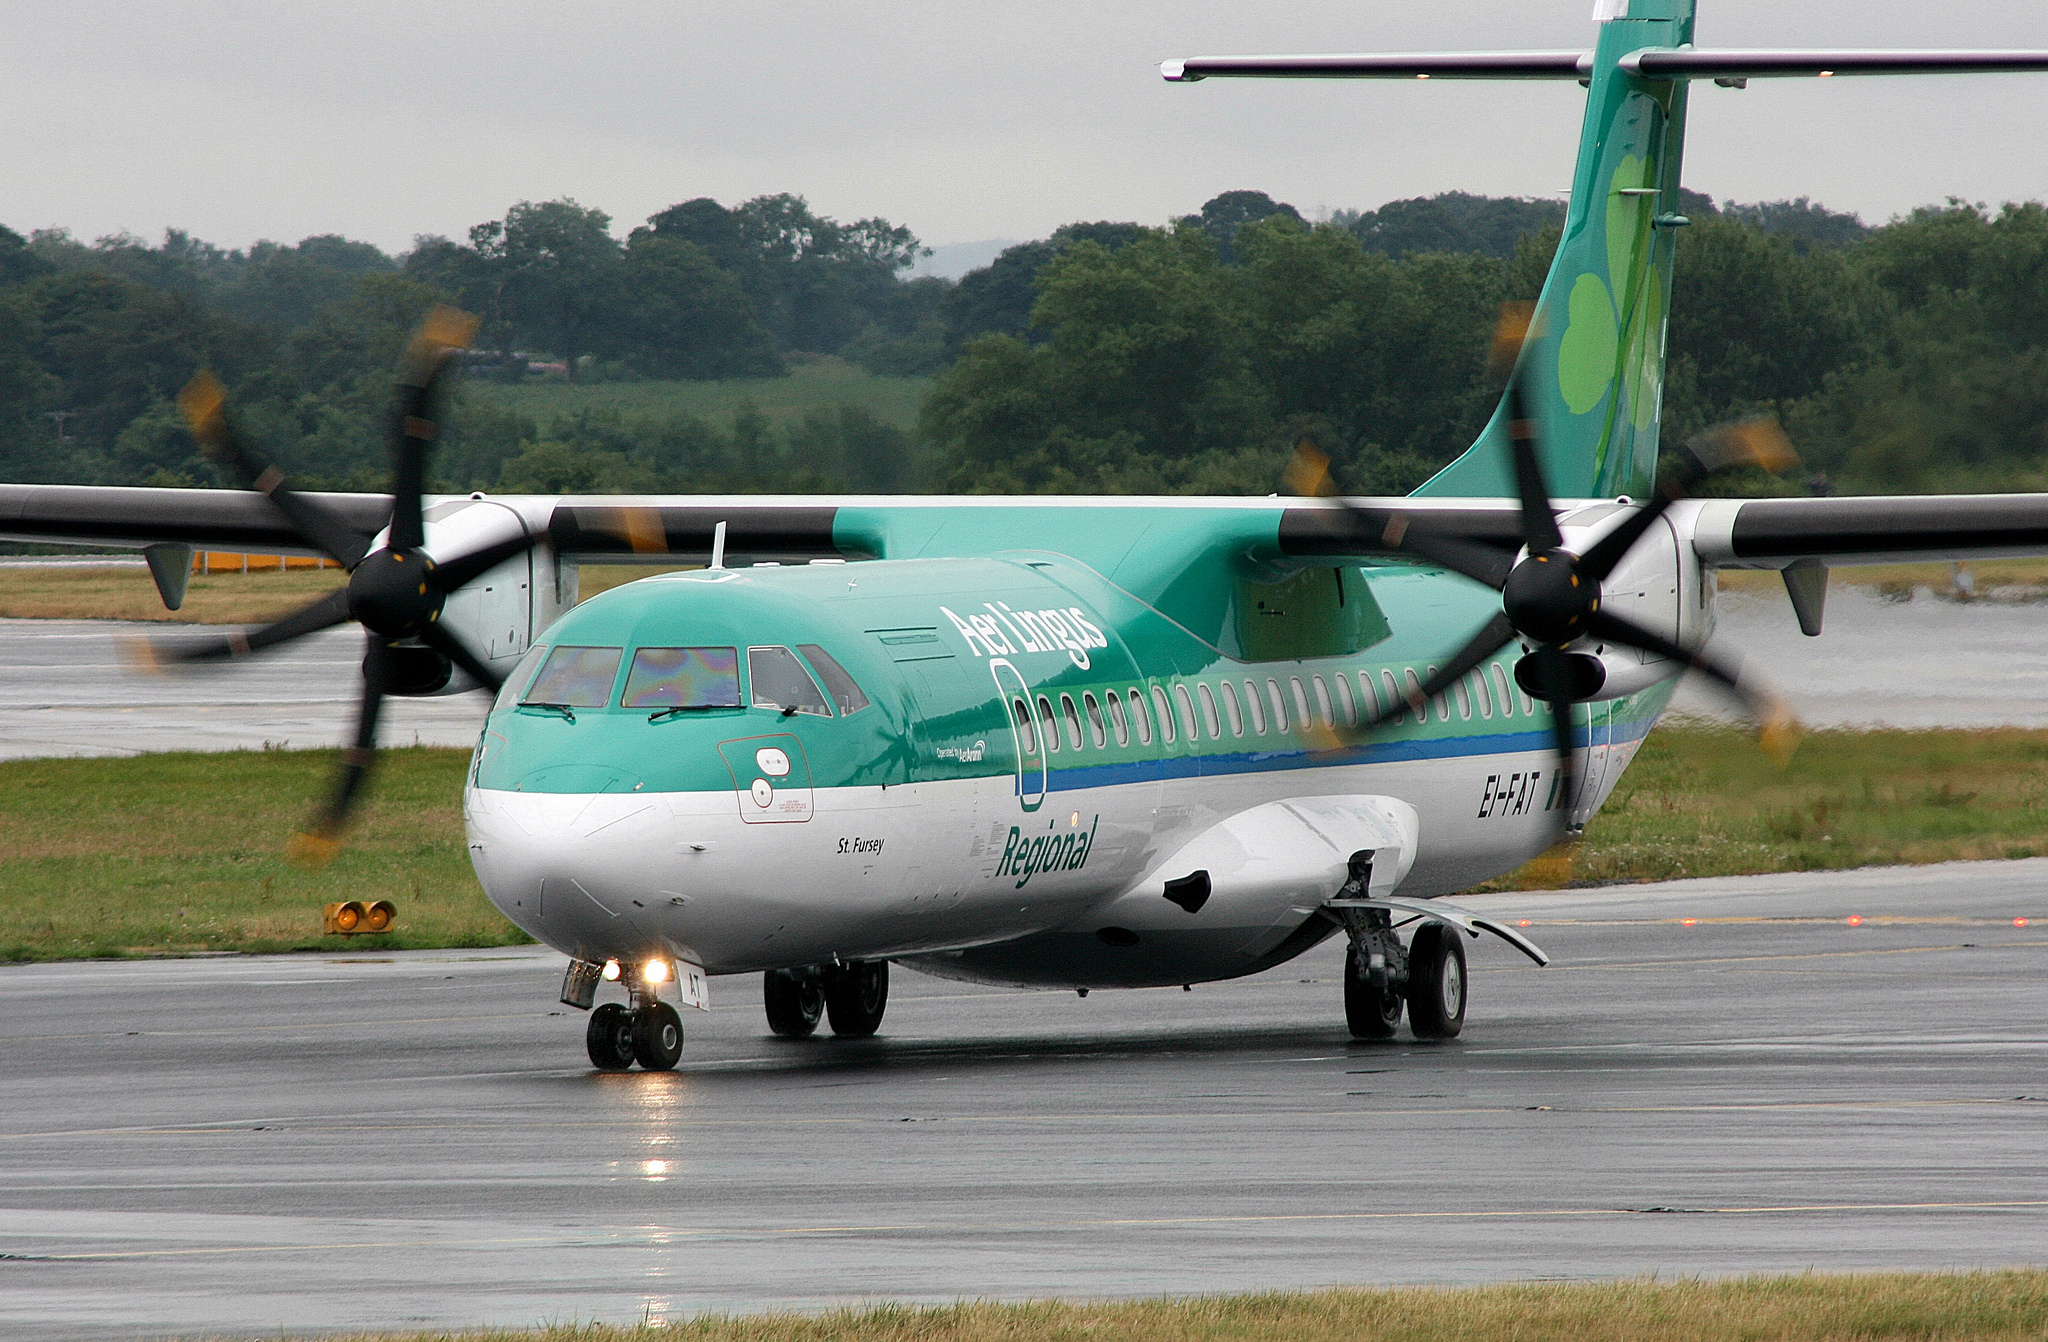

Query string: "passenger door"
[988, 658, 1046, 813]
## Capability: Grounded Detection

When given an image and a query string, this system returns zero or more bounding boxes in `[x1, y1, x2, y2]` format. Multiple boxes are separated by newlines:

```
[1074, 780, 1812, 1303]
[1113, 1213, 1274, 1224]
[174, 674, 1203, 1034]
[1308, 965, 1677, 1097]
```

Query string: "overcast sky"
[5, 1, 2047, 257]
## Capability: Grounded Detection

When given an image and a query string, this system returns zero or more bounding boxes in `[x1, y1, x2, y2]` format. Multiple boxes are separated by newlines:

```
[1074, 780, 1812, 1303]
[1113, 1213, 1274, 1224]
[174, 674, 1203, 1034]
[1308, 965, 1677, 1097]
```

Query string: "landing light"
[1680, 918, 1697, 927]
[2017, 917, 2031, 928]
[1846, 915, 1864, 927]
[644, 959, 671, 985]
[602, 959, 622, 981]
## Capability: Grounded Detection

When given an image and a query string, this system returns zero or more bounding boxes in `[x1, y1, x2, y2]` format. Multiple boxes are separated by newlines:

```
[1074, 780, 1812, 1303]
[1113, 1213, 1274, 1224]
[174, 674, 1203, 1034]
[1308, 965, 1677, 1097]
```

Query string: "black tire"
[763, 969, 824, 1038]
[823, 960, 889, 1038]
[632, 1001, 684, 1071]
[1406, 921, 1467, 1040]
[1344, 943, 1403, 1039]
[586, 1002, 636, 1070]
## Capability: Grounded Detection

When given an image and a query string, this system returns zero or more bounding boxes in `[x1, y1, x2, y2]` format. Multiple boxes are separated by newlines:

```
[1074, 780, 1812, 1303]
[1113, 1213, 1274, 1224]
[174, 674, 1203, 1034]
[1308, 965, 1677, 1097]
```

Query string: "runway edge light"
[322, 900, 397, 935]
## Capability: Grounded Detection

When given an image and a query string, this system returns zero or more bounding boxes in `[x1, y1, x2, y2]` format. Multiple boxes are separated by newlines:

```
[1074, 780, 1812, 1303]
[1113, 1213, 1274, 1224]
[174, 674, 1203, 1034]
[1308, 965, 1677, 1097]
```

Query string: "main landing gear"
[1329, 853, 1470, 1042]
[585, 995, 684, 1072]
[763, 961, 889, 1039]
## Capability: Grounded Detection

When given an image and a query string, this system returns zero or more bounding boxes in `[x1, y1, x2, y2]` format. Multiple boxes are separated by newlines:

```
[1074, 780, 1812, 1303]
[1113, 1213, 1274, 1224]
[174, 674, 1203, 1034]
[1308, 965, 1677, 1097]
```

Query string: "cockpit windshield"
[622, 646, 741, 709]
[748, 645, 831, 716]
[797, 644, 870, 715]
[520, 645, 622, 708]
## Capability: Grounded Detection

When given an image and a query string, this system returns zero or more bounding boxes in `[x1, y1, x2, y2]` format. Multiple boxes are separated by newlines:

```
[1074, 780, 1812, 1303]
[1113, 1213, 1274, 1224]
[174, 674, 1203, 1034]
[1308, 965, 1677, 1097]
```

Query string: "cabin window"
[1402, 668, 1429, 723]
[1172, 684, 1200, 740]
[1197, 683, 1222, 739]
[1036, 695, 1060, 751]
[1334, 672, 1357, 726]
[1107, 690, 1130, 746]
[522, 645, 623, 709]
[1290, 676, 1312, 726]
[1128, 688, 1154, 745]
[1381, 669, 1404, 723]
[1059, 693, 1085, 750]
[495, 643, 550, 712]
[1266, 678, 1289, 732]
[1082, 692, 1108, 748]
[1356, 670, 1380, 721]
[1220, 680, 1245, 736]
[1311, 675, 1334, 727]
[1151, 686, 1177, 744]
[622, 646, 741, 710]
[1012, 697, 1038, 755]
[1490, 663, 1517, 717]
[797, 644, 869, 715]
[749, 646, 832, 716]
[1453, 674, 1472, 720]
[1244, 680, 1267, 734]
[1473, 669, 1494, 719]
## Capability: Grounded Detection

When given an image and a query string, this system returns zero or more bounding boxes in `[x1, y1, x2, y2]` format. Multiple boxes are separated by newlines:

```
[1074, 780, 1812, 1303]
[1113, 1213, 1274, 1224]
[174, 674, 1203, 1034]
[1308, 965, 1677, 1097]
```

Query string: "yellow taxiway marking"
[15, 1198, 2048, 1261]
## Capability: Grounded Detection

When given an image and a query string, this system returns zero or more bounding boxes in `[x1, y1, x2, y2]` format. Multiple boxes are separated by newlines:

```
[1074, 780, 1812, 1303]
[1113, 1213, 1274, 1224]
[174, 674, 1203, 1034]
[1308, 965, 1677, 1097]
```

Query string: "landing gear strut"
[1330, 852, 1466, 1041]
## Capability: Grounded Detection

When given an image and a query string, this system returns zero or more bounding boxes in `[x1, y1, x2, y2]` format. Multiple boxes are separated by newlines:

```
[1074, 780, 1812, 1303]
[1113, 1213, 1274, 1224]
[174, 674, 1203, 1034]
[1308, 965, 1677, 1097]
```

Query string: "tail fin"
[1165, 4, 2048, 502]
[1415, 0, 1697, 501]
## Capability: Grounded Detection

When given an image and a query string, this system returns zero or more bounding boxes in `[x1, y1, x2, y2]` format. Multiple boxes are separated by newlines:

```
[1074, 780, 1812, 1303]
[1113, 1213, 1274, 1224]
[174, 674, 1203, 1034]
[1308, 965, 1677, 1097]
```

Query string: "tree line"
[2, 186, 2046, 500]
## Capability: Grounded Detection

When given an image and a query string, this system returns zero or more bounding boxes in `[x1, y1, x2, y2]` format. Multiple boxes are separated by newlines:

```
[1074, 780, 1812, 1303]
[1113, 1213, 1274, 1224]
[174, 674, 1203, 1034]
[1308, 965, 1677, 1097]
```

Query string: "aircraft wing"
[1687, 494, 2048, 568]
[0, 483, 392, 556]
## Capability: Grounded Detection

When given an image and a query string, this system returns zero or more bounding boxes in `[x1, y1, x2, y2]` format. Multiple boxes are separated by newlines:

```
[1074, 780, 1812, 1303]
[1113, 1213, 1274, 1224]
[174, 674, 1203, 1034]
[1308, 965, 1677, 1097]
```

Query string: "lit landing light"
[1846, 915, 1864, 927]
[1517, 919, 1532, 928]
[644, 959, 671, 985]
[1416, 73, 1430, 80]
[1818, 69, 1835, 77]
[2017, 917, 2032, 928]
[1680, 918, 1698, 927]
[601, 959, 622, 981]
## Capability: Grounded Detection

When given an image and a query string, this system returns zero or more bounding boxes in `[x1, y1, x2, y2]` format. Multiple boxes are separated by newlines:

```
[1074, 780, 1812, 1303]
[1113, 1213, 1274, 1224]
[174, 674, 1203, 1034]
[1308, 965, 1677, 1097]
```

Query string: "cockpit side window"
[494, 643, 550, 712]
[797, 644, 870, 716]
[521, 645, 623, 708]
[622, 647, 740, 709]
[749, 645, 832, 716]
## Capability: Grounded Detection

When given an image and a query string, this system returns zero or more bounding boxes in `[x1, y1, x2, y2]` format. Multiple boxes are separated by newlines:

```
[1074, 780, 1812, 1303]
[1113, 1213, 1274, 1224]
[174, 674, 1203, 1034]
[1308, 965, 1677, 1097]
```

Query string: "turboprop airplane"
[9, 0, 2048, 1072]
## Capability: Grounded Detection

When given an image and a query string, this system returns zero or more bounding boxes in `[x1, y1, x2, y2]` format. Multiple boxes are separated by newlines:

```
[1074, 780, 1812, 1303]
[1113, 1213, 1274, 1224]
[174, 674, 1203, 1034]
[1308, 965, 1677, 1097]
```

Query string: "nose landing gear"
[585, 992, 685, 1072]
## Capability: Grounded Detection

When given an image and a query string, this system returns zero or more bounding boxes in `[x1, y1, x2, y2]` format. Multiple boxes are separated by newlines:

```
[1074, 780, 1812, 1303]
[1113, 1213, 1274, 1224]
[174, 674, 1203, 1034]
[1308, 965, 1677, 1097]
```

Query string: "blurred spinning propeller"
[128, 307, 542, 862]
[1300, 306, 1800, 846]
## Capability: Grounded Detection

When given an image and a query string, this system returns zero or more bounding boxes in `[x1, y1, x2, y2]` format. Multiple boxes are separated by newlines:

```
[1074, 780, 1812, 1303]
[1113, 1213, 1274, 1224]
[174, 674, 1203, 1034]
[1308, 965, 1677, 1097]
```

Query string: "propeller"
[1303, 307, 1801, 847]
[127, 307, 545, 862]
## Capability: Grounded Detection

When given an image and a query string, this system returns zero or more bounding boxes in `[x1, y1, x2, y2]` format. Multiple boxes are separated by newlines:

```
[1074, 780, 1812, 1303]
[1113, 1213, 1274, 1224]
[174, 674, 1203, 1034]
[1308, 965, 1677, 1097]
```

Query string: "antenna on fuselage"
[709, 520, 728, 571]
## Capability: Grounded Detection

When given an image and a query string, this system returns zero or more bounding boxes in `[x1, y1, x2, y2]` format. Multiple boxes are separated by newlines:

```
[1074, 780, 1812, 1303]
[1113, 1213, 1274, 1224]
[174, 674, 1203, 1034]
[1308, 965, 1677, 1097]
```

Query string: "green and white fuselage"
[463, 498, 1692, 989]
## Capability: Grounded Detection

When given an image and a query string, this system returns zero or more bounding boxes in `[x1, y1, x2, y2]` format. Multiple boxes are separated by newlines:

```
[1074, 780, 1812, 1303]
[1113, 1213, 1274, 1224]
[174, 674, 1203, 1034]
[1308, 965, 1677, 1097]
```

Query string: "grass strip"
[1489, 722, 2048, 890]
[0, 747, 517, 961]
[7, 725, 2048, 960]
[0, 564, 347, 624]
[195, 1270, 2048, 1342]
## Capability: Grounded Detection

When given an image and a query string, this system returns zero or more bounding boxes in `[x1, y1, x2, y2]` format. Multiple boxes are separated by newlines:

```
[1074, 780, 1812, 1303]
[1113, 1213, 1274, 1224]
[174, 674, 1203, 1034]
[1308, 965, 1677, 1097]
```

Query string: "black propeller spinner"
[131, 307, 545, 862]
[1313, 319, 1799, 846]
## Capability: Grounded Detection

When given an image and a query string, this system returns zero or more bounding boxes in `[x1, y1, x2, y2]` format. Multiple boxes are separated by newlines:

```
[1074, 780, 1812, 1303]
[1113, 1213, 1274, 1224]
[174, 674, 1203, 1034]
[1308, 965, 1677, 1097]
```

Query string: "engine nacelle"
[1514, 646, 1683, 703]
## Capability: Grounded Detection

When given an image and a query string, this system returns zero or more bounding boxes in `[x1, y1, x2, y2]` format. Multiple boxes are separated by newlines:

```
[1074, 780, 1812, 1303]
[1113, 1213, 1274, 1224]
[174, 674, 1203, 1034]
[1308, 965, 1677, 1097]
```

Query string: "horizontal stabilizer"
[1625, 48, 2048, 80]
[1164, 48, 2048, 84]
[1161, 51, 1587, 82]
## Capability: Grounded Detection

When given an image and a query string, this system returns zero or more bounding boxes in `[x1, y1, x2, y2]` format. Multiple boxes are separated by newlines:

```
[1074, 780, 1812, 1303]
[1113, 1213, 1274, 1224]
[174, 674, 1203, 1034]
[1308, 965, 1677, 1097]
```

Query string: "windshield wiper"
[523, 702, 576, 723]
[648, 704, 732, 723]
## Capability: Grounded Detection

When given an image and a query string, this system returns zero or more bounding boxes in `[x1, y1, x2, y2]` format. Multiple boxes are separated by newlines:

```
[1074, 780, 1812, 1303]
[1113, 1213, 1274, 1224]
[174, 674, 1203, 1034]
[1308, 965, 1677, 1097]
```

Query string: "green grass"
[467, 357, 931, 433]
[192, 1271, 2048, 1342]
[1490, 722, 2048, 889]
[0, 747, 517, 961]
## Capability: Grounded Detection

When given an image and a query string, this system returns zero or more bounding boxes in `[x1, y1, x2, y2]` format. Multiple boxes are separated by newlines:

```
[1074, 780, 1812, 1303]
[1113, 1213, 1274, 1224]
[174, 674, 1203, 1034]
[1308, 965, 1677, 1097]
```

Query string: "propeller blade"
[1526, 645, 1581, 838]
[178, 373, 375, 568]
[1574, 491, 1679, 583]
[1583, 609, 1801, 764]
[1505, 374, 1564, 555]
[427, 530, 545, 595]
[119, 588, 352, 670]
[1359, 613, 1516, 731]
[1682, 414, 1800, 479]
[1373, 514, 1515, 590]
[386, 307, 479, 552]
[418, 623, 505, 694]
[289, 637, 391, 866]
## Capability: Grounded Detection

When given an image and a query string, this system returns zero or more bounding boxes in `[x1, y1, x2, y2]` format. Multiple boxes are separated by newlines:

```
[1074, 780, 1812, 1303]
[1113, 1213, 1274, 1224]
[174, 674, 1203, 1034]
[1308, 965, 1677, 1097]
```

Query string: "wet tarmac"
[2, 859, 2044, 1338]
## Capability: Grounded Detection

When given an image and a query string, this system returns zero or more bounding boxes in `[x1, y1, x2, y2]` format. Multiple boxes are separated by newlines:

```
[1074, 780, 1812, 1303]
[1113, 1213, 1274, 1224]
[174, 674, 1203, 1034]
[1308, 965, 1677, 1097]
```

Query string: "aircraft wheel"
[1406, 922, 1467, 1040]
[632, 1001, 685, 1071]
[586, 1002, 636, 1071]
[823, 960, 889, 1038]
[763, 969, 824, 1038]
[1344, 943, 1403, 1039]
